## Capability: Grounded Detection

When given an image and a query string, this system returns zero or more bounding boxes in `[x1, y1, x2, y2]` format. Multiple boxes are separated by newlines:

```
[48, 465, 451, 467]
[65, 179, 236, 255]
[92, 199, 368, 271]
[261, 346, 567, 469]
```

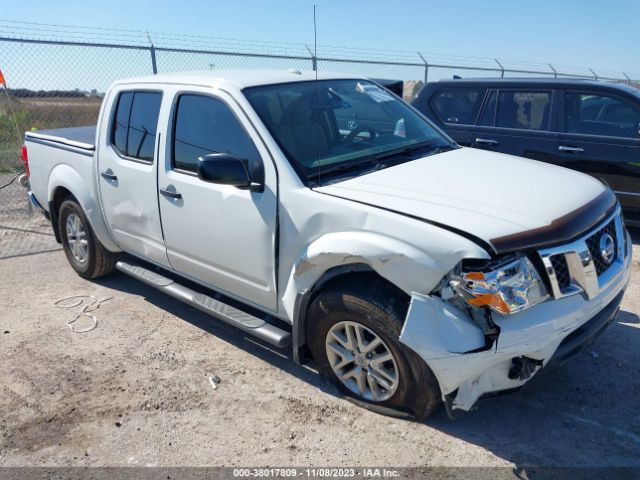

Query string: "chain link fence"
[0, 29, 638, 259]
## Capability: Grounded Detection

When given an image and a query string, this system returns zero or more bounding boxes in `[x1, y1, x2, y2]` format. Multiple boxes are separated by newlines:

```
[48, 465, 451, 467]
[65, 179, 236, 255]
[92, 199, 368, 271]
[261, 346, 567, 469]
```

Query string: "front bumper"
[542, 289, 622, 372]
[399, 229, 632, 412]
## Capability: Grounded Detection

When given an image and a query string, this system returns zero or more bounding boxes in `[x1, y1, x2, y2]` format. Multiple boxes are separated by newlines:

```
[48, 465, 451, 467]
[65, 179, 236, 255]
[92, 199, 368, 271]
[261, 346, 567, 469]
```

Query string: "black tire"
[306, 276, 441, 420]
[58, 197, 118, 279]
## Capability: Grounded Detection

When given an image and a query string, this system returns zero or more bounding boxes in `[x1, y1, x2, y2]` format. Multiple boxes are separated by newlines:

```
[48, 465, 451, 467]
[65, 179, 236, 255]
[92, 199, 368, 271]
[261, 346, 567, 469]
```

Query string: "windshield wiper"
[306, 141, 456, 185]
[372, 141, 453, 163]
[306, 157, 381, 184]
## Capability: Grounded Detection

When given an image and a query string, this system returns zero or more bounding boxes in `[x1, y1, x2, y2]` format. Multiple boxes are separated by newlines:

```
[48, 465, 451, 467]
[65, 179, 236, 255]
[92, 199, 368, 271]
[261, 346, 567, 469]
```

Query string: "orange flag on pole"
[0, 69, 6, 87]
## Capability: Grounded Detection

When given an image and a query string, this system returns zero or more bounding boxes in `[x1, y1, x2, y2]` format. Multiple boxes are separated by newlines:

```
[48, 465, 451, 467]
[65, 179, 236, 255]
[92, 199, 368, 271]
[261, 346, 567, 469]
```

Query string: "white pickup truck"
[23, 70, 632, 418]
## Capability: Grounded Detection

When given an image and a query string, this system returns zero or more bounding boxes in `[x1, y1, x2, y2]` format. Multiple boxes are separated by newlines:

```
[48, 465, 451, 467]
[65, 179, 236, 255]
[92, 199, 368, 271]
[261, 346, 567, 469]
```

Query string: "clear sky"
[1, 0, 639, 89]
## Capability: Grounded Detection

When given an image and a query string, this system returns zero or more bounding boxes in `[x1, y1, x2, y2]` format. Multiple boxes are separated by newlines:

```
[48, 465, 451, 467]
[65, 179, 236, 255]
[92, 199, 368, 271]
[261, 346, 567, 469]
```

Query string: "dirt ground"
[0, 174, 61, 260]
[0, 235, 639, 469]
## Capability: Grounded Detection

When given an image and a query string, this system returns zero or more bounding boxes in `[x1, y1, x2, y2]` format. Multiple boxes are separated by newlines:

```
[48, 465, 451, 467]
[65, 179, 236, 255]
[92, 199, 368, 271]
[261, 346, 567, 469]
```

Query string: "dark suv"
[412, 78, 640, 225]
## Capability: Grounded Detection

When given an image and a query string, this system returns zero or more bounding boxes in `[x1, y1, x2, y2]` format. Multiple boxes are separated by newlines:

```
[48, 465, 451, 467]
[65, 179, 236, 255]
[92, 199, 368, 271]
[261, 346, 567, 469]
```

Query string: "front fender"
[281, 230, 468, 322]
[48, 164, 120, 252]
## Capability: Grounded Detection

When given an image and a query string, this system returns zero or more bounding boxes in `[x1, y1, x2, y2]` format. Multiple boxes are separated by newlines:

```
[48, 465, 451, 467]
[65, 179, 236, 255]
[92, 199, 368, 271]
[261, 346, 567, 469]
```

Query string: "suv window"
[333, 93, 400, 137]
[431, 88, 484, 125]
[111, 91, 162, 161]
[496, 91, 551, 130]
[173, 94, 260, 173]
[479, 90, 497, 126]
[565, 92, 640, 138]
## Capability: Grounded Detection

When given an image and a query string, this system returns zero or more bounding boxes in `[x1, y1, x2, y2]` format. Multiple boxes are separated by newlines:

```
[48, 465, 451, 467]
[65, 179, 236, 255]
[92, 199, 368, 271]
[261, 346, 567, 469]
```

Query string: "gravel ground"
[0, 234, 639, 469]
[0, 173, 61, 259]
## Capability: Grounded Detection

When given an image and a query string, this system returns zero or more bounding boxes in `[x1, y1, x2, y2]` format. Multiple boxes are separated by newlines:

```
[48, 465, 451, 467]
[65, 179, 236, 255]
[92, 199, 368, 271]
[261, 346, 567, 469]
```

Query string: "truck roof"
[112, 69, 362, 89]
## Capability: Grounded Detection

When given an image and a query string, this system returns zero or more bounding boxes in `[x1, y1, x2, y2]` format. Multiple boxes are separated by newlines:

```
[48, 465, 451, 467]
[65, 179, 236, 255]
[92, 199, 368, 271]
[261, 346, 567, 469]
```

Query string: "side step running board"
[115, 260, 291, 348]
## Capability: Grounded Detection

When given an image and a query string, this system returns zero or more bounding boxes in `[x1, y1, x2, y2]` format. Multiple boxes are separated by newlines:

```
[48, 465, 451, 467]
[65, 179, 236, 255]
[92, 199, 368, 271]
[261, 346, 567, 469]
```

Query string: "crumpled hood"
[313, 147, 606, 252]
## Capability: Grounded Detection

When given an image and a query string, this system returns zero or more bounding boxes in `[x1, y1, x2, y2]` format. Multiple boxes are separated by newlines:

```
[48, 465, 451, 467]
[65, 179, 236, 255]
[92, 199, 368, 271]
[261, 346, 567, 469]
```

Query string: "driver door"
[157, 88, 279, 311]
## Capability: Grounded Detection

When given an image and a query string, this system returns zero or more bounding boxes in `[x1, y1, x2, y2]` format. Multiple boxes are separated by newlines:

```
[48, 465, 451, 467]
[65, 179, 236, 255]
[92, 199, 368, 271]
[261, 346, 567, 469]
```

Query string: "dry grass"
[18, 96, 102, 127]
[0, 96, 102, 172]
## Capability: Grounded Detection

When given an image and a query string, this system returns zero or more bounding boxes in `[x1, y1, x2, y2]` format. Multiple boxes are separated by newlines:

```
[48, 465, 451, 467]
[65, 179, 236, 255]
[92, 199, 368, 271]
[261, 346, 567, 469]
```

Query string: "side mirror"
[197, 153, 262, 191]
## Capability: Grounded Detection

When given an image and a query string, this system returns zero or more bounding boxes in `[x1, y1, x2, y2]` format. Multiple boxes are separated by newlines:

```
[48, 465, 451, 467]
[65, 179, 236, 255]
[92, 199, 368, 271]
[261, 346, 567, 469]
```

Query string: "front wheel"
[306, 277, 441, 419]
[58, 198, 118, 279]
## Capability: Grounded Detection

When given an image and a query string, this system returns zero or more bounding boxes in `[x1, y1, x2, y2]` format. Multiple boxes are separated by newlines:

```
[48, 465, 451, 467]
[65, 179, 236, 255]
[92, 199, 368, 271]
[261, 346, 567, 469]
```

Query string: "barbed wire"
[1, 18, 637, 80]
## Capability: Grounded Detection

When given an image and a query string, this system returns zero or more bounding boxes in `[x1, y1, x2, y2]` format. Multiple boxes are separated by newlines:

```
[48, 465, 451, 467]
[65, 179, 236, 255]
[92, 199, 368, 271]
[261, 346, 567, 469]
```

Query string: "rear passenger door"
[428, 88, 486, 146]
[97, 87, 171, 267]
[472, 89, 559, 163]
[557, 89, 640, 217]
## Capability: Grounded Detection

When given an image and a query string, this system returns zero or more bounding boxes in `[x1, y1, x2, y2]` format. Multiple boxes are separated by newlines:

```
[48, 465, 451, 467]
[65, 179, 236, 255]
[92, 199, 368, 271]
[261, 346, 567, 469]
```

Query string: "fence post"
[548, 64, 557, 78]
[305, 44, 317, 71]
[589, 68, 598, 80]
[417, 52, 429, 84]
[149, 46, 158, 74]
[146, 31, 157, 74]
[622, 72, 631, 85]
[494, 58, 504, 78]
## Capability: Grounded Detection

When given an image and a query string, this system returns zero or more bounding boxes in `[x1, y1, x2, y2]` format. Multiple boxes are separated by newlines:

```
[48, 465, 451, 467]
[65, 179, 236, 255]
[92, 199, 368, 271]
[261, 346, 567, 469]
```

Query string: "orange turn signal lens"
[467, 293, 510, 315]
[464, 271, 486, 281]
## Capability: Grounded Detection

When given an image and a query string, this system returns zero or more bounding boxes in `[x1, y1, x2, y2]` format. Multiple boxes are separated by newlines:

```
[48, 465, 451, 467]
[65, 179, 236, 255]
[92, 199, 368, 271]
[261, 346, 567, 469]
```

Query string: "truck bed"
[26, 125, 96, 151]
[25, 125, 98, 219]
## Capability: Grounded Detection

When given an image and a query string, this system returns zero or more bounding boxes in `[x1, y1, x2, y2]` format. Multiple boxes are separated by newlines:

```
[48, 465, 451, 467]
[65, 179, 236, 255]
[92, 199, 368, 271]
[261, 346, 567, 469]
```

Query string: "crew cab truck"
[23, 71, 632, 418]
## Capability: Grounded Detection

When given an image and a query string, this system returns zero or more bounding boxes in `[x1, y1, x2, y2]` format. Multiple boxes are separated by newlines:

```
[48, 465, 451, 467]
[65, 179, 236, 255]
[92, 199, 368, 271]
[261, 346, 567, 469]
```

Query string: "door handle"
[558, 146, 584, 153]
[100, 170, 117, 181]
[475, 138, 499, 146]
[159, 187, 182, 200]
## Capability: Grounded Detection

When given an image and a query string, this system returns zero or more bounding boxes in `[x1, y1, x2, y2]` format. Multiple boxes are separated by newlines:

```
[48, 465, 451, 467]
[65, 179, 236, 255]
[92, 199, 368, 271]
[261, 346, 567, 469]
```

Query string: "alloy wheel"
[325, 320, 399, 402]
[66, 213, 89, 263]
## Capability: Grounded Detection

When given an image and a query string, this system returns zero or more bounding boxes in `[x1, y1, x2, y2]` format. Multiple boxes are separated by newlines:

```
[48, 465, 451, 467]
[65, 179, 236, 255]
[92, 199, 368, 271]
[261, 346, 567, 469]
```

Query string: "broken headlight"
[453, 255, 549, 315]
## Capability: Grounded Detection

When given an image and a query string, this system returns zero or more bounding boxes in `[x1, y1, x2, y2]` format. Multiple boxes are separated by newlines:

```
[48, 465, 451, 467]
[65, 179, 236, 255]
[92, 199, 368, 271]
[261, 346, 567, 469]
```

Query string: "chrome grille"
[538, 207, 626, 300]
[585, 219, 617, 275]
[549, 254, 571, 290]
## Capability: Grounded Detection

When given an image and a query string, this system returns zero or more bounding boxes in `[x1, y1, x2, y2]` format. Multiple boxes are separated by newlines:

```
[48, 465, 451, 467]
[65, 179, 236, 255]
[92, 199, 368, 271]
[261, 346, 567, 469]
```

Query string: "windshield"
[244, 79, 455, 183]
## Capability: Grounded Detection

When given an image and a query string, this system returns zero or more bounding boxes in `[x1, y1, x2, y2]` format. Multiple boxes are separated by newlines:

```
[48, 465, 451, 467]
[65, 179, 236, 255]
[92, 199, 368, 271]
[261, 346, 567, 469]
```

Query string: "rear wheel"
[306, 277, 441, 419]
[59, 198, 118, 279]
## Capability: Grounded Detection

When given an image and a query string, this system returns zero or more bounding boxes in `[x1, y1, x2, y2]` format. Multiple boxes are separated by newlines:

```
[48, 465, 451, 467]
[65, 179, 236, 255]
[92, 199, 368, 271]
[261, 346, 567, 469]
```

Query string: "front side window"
[565, 92, 640, 138]
[244, 79, 453, 183]
[111, 91, 162, 161]
[173, 94, 260, 173]
[431, 88, 484, 125]
[496, 91, 551, 130]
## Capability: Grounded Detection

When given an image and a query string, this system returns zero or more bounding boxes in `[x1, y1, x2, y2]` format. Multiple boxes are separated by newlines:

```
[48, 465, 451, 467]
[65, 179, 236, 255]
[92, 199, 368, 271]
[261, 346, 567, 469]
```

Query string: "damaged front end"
[399, 223, 632, 413]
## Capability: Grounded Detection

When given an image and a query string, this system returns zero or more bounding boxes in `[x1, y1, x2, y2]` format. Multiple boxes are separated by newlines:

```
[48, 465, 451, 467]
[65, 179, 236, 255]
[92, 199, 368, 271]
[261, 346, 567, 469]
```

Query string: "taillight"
[20, 144, 29, 177]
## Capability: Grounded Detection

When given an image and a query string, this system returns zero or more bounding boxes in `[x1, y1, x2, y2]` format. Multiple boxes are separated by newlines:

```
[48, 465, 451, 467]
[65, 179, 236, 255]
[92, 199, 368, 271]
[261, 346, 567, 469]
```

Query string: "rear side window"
[431, 88, 484, 125]
[565, 92, 640, 138]
[479, 90, 497, 126]
[173, 94, 260, 173]
[112, 92, 133, 154]
[496, 91, 551, 130]
[111, 91, 162, 161]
